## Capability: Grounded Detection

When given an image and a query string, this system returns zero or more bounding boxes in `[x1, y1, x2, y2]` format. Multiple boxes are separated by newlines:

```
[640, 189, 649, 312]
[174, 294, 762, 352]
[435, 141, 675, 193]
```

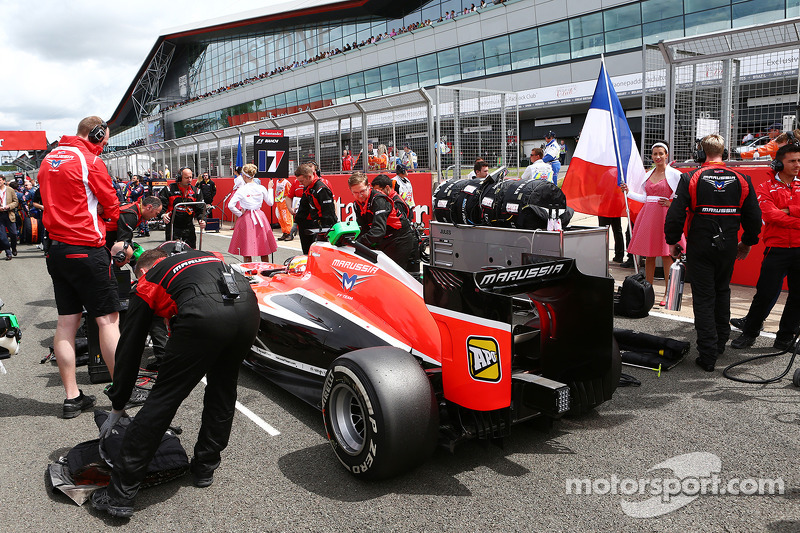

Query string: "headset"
[176, 167, 192, 180]
[769, 131, 799, 172]
[693, 136, 728, 164]
[88, 121, 109, 144]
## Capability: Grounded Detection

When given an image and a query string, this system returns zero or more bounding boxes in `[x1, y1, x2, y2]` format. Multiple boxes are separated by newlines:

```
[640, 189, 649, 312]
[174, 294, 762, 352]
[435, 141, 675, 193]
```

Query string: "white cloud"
[0, 0, 280, 147]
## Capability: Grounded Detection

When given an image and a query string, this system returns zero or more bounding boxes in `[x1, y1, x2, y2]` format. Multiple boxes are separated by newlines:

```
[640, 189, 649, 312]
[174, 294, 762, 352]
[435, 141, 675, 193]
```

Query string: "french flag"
[562, 60, 646, 218]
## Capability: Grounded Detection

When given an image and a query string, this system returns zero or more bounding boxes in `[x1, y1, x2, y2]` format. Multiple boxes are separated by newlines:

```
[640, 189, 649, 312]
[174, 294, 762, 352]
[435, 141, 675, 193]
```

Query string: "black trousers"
[598, 216, 630, 259]
[298, 224, 316, 254]
[164, 222, 197, 249]
[108, 291, 259, 503]
[742, 247, 800, 342]
[687, 239, 738, 362]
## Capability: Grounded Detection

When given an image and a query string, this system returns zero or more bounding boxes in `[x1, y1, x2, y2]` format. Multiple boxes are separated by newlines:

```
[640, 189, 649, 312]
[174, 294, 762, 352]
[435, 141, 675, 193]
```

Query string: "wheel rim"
[329, 383, 367, 455]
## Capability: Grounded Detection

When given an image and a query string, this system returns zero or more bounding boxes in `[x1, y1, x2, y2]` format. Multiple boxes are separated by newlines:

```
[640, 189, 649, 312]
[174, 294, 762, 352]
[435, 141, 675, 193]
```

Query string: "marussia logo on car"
[332, 267, 373, 292]
[475, 260, 569, 287]
[467, 336, 501, 382]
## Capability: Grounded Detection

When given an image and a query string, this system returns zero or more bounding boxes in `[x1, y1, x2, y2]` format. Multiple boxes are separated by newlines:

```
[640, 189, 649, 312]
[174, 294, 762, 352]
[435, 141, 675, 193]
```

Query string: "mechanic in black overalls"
[349, 171, 415, 271]
[91, 247, 259, 518]
[107, 196, 163, 265]
[158, 167, 206, 248]
[664, 134, 761, 372]
[294, 162, 338, 254]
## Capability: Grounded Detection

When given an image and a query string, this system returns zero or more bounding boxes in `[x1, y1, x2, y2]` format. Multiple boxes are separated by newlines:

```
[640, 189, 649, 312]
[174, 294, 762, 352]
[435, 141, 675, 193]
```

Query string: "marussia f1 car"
[233, 222, 620, 480]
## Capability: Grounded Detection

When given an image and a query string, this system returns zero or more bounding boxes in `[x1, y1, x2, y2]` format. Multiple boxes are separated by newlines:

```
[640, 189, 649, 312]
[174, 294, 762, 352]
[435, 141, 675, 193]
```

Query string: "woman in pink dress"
[622, 141, 686, 305]
[227, 163, 277, 262]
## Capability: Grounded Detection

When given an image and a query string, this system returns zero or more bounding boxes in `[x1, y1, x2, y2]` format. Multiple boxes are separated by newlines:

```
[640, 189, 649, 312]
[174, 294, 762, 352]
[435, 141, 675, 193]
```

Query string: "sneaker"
[91, 487, 134, 518]
[63, 390, 96, 419]
[695, 357, 715, 372]
[730, 317, 746, 330]
[731, 333, 757, 349]
[190, 461, 214, 488]
[773, 338, 797, 352]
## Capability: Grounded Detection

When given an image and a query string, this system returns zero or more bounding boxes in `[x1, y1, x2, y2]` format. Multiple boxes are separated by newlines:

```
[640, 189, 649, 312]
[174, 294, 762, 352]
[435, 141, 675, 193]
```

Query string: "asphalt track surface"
[1, 230, 799, 532]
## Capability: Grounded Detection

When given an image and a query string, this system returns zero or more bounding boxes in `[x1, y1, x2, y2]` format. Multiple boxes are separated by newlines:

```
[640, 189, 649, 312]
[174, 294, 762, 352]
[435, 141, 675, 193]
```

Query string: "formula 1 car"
[233, 222, 620, 479]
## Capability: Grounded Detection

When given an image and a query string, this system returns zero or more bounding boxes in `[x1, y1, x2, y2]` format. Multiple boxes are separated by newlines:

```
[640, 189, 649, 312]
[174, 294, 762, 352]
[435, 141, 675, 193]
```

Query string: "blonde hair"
[242, 163, 258, 178]
[700, 134, 725, 157]
[348, 171, 368, 187]
[378, 144, 387, 155]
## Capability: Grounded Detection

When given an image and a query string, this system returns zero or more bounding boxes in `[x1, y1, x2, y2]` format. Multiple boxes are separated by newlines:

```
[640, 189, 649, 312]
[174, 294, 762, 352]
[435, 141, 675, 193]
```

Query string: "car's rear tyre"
[322, 347, 439, 480]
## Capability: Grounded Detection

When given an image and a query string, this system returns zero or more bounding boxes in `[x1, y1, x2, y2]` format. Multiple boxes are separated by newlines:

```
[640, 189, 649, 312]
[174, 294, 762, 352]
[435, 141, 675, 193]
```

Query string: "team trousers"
[741, 247, 800, 343]
[108, 291, 259, 503]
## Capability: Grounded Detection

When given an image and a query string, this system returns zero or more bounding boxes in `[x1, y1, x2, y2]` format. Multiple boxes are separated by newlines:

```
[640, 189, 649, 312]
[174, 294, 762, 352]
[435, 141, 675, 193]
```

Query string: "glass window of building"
[605, 25, 642, 53]
[685, 6, 730, 36]
[643, 16, 685, 44]
[684, 0, 728, 14]
[642, 0, 683, 23]
[732, 0, 784, 27]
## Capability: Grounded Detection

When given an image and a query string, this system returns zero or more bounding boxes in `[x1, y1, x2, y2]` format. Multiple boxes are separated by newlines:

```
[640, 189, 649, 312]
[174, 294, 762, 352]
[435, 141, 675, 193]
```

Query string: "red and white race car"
[233, 222, 620, 479]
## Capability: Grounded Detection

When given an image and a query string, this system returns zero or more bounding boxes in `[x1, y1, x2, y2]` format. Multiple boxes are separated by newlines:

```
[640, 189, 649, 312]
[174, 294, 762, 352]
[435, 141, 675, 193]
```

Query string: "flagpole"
[601, 55, 638, 275]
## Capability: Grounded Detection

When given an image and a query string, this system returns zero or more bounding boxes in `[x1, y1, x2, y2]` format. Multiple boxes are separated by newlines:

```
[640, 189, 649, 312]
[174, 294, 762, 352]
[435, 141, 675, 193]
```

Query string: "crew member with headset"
[665, 134, 761, 372]
[158, 167, 206, 248]
[294, 162, 337, 254]
[731, 141, 800, 351]
[372, 173, 420, 272]
[349, 171, 415, 271]
[91, 246, 259, 518]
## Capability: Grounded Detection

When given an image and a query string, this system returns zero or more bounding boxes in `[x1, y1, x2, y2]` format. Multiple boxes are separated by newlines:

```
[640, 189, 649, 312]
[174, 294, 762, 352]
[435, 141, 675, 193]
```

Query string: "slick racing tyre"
[322, 347, 438, 480]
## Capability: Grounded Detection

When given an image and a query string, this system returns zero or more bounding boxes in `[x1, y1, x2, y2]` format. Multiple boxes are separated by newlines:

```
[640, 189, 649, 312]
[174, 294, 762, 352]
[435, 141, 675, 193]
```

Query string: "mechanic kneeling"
[349, 171, 415, 271]
[91, 247, 259, 518]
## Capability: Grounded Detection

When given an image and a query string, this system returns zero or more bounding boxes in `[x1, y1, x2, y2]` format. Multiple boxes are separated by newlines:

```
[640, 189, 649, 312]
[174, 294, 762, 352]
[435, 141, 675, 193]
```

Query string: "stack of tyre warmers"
[613, 328, 690, 371]
[46, 410, 189, 505]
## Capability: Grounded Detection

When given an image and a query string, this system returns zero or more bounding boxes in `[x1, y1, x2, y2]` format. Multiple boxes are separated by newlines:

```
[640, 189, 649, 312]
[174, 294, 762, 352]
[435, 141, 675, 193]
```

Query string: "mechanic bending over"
[108, 196, 163, 266]
[92, 248, 259, 518]
[349, 171, 415, 271]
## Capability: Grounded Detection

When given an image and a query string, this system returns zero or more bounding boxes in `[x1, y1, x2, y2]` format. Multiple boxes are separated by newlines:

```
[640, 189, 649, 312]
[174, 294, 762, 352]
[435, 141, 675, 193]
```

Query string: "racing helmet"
[286, 255, 308, 275]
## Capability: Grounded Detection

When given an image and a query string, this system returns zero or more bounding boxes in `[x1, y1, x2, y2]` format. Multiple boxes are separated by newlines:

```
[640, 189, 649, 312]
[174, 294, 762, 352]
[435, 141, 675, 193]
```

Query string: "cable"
[722, 333, 800, 384]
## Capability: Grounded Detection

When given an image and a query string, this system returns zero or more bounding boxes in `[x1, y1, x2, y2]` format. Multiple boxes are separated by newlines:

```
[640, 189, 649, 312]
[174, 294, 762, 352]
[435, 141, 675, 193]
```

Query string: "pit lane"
[1, 230, 798, 532]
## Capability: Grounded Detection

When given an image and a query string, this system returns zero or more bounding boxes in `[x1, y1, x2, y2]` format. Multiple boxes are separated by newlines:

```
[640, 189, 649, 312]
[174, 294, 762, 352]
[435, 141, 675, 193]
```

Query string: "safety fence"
[101, 86, 519, 187]
[641, 17, 800, 165]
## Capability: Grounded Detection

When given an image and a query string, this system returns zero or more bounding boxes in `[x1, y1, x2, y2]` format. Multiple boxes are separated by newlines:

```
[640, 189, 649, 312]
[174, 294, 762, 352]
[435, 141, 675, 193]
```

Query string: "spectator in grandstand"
[521, 148, 555, 184]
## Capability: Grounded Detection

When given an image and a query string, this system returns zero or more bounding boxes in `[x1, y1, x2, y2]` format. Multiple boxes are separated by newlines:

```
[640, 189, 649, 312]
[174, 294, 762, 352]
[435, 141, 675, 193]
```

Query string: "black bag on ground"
[46, 410, 189, 505]
[613, 328, 691, 371]
[614, 272, 655, 318]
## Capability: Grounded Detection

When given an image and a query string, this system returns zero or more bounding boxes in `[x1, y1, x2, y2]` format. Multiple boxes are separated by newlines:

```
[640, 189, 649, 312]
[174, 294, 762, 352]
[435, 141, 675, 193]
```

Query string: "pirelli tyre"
[322, 347, 438, 480]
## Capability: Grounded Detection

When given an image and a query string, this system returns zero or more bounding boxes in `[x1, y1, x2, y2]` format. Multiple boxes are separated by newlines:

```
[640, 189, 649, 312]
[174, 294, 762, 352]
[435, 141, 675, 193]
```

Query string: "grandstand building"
[106, 0, 799, 173]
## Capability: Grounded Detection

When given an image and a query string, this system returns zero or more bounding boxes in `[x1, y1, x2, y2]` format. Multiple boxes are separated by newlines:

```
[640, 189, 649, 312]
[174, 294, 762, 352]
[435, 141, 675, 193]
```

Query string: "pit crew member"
[665, 134, 761, 372]
[350, 171, 414, 270]
[294, 163, 337, 254]
[92, 248, 259, 518]
[37, 116, 121, 417]
[158, 167, 206, 248]
[731, 144, 800, 351]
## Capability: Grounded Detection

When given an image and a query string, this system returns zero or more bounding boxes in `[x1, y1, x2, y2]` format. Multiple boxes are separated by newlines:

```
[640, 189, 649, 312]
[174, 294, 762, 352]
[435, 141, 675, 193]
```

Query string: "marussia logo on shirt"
[48, 160, 64, 169]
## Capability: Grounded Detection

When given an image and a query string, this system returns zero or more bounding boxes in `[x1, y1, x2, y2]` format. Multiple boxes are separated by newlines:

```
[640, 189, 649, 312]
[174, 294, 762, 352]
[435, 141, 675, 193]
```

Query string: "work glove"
[99, 409, 127, 440]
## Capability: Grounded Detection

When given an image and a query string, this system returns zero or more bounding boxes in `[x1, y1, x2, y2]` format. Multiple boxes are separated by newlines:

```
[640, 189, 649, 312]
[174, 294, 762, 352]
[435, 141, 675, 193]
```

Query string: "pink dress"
[227, 182, 278, 257]
[627, 178, 686, 257]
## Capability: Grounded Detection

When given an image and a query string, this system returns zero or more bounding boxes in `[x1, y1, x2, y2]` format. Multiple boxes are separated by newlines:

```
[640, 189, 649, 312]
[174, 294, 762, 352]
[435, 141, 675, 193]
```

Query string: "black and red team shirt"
[158, 182, 205, 226]
[355, 189, 409, 248]
[106, 250, 251, 410]
[295, 176, 337, 228]
[114, 202, 145, 244]
[665, 162, 761, 246]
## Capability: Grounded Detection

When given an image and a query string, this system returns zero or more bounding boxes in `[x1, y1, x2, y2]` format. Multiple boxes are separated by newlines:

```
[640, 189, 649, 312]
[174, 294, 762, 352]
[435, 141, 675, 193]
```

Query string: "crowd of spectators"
[163, 1, 505, 113]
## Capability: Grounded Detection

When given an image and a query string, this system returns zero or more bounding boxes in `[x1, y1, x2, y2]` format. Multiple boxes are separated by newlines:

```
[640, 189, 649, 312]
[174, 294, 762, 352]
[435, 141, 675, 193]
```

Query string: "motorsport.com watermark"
[564, 452, 784, 518]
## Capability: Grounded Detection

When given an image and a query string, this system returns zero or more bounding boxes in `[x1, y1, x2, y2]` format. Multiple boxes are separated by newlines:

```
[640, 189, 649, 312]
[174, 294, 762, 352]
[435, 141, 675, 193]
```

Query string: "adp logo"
[467, 336, 501, 382]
